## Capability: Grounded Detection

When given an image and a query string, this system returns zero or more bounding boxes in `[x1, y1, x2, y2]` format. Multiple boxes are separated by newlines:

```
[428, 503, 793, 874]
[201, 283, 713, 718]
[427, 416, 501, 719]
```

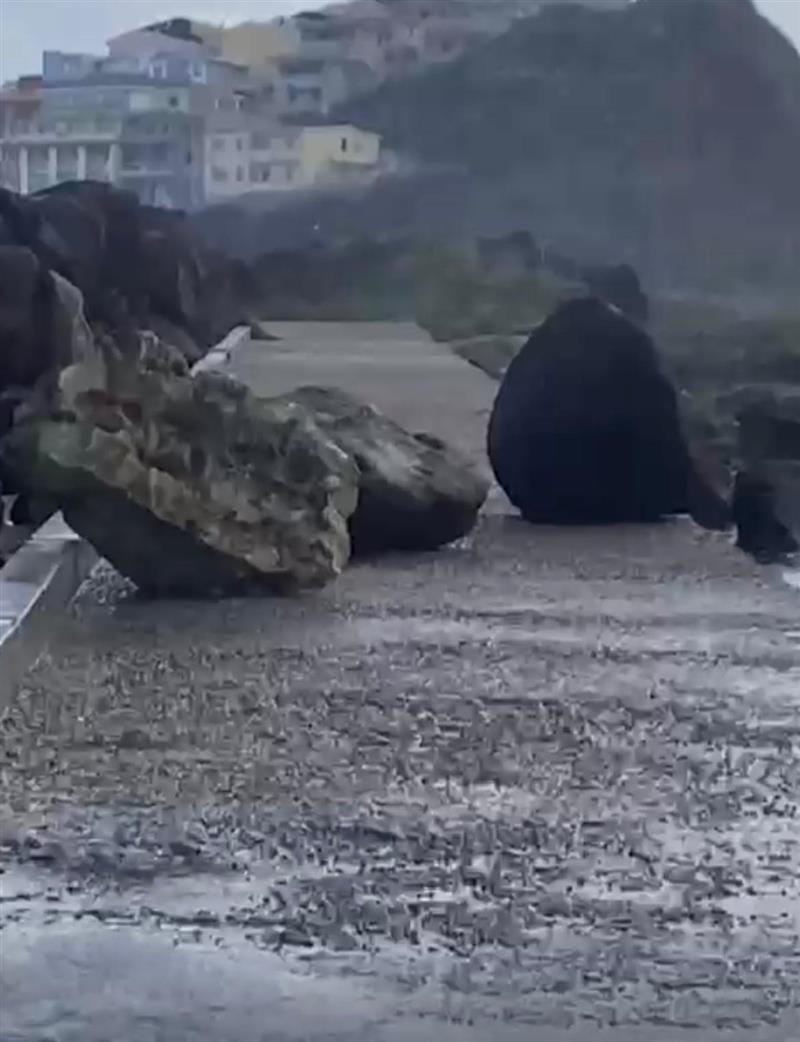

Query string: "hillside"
[199, 0, 800, 299]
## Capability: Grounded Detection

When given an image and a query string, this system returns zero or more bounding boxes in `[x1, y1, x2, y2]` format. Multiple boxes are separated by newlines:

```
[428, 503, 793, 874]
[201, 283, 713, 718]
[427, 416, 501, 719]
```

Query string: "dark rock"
[16, 181, 146, 329]
[270, 386, 489, 555]
[0, 182, 252, 358]
[1, 184, 254, 515]
[722, 386, 800, 560]
[8, 493, 55, 528]
[1, 264, 99, 504]
[0, 246, 58, 402]
[582, 264, 649, 324]
[487, 297, 727, 526]
[732, 470, 798, 563]
[725, 386, 800, 462]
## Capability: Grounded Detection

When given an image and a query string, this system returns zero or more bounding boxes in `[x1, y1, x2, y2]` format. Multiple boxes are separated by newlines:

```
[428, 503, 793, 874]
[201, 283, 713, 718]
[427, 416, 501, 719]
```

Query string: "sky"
[1, 0, 798, 82]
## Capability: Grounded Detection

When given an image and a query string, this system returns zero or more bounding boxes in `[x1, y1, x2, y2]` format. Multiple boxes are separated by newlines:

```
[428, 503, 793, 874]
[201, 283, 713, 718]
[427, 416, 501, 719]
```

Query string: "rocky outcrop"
[271, 386, 488, 555]
[0, 247, 107, 495]
[0, 181, 253, 358]
[1, 182, 255, 518]
[487, 297, 730, 527]
[1, 333, 358, 597]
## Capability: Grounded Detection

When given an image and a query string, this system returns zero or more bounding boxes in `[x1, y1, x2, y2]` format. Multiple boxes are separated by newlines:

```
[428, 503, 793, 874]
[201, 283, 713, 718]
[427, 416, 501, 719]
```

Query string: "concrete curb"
[0, 515, 98, 708]
[0, 326, 251, 710]
[191, 325, 250, 373]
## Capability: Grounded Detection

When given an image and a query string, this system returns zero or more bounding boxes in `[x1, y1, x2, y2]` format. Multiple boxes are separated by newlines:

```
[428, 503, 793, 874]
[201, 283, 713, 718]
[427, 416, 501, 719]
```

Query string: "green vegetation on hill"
[411, 245, 566, 341]
[249, 234, 800, 396]
[330, 0, 800, 297]
[253, 239, 568, 338]
[651, 303, 800, 389]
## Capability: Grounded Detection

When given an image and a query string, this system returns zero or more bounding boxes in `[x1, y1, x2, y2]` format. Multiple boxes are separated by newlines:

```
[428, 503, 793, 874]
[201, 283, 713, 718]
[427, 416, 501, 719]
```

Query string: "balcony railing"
[3, 120, 122, 142]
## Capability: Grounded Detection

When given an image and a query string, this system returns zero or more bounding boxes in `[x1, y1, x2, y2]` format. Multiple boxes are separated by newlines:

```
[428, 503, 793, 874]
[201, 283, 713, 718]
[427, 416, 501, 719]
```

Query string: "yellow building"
[299, 124, 381, 185]
[205, 122, 382, 201]
[220, 21, 302, 71]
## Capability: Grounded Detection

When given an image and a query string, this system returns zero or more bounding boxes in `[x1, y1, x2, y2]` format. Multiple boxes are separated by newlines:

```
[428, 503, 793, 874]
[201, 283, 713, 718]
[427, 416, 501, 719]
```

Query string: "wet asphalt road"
[2, 324, 800, 1040]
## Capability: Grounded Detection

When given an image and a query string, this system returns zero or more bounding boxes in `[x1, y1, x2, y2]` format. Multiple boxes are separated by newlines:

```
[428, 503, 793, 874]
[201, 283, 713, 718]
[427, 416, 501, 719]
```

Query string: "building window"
[236, 138, 244, 152]
[341, 137, 348, 153]
[168, 95, 180, 109]
[212, 137, 225, 152]
[211, 166, 228, 182]
[250, 163, 270, 183]
[251, 130, 270, 151]
[236, 166, 244, 182]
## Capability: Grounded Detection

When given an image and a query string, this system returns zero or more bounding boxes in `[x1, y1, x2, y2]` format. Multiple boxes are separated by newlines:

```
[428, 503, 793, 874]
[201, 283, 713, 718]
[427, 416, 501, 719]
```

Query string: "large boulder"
[487, 297, 729, 526]
[727, 386, 800, 463]
[270, 386, 489, 555]
[732, 470, 798, 563]
[0, 258, 98, 504]
[1, 333, 358, 597]
[723, 386, 800, 561]
[1, 181, 146, 330]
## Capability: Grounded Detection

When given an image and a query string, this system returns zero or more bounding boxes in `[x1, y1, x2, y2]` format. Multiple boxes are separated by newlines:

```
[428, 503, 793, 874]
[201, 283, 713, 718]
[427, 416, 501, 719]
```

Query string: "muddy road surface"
[2, 324, 799, 1040]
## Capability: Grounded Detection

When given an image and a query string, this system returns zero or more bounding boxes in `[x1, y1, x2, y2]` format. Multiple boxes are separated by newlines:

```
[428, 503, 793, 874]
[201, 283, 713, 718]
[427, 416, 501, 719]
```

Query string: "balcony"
[119, 165, 176, 178]
[3, 118, 122, 143]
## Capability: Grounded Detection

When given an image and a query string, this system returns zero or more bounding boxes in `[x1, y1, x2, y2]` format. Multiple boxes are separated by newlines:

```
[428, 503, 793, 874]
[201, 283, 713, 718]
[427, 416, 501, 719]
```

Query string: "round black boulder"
[732, 470, 798, 564]
[487, 297, 716, 525]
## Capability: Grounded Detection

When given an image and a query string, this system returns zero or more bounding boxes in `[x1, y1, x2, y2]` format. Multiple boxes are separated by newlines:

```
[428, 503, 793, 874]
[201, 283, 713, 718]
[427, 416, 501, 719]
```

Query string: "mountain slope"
[284, 0, 800, 296]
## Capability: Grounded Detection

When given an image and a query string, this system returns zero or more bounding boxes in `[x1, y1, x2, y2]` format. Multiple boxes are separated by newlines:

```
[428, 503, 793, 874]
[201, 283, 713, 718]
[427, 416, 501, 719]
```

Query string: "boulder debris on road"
[487, 297, 730, 528]
[726, 385, 800, 562]
[1, 332, 359, 597]
[272, 385, 489, 555]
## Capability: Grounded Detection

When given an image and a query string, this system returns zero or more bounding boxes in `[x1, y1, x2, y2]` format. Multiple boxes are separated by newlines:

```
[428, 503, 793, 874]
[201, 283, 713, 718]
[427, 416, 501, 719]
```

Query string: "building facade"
[204, 123, 381, 202]
[1, 76, 205, 208]
[0, 16, 264, 210]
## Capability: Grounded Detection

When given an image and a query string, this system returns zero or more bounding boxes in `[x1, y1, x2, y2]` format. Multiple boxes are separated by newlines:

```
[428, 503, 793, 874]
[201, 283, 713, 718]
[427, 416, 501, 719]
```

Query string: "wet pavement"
[2, 324, 800, 1040]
